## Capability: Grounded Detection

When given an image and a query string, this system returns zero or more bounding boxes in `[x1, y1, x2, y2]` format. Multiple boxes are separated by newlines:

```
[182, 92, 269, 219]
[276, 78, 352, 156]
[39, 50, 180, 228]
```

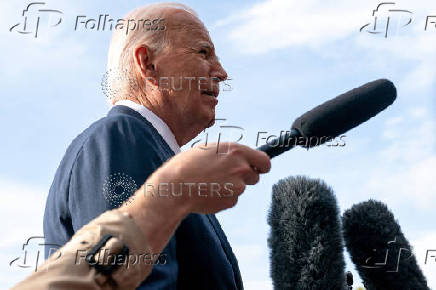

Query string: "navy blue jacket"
[43, 105, 243, 289]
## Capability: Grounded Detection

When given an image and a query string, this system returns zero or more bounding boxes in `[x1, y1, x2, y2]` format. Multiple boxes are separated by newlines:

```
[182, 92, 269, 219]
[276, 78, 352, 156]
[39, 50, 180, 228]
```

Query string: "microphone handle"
[256, 128, 301, 158]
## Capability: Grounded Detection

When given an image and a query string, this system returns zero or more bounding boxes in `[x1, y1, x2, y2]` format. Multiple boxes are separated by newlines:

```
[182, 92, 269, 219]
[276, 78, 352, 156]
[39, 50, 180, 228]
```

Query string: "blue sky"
[1, 0, 435, 289]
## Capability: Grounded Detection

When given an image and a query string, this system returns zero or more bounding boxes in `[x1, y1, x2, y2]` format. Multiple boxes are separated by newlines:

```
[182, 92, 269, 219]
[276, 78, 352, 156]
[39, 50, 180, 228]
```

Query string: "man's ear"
[134, 45, 156, 79]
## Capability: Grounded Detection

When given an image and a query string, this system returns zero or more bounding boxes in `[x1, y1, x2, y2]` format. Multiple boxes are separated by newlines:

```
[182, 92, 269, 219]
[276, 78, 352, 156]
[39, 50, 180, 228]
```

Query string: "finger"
[193, 142, 230, 154]
[242, 169, 260, 185]
[230, 181, 246, 197]
[238, 146, 271, 173]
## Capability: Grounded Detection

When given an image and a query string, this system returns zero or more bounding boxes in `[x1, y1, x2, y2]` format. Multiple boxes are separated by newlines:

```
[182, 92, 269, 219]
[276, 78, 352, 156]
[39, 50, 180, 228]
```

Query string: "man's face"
[151, 11, 227, 130]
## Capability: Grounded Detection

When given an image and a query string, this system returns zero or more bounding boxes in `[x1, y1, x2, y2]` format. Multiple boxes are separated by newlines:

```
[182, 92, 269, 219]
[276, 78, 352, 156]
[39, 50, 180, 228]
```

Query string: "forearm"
[13, 210, 154, 290]
[119, 173, 189, 256]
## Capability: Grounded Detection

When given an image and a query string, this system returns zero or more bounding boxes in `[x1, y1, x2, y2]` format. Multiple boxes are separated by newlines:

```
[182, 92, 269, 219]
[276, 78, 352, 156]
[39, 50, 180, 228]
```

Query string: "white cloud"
[0, 178, 47, 248]
[0, 178, 47, 288]
[0, 0, 90, 81]
[214, 0, 370, 54]
[379, 109, 434, 163]
[216, 0, 436, 53]
[216, 0, 436, 90]
[382, 116, 404, 139]
[366, 109, 436, 209]
[367, 156, 436, 209]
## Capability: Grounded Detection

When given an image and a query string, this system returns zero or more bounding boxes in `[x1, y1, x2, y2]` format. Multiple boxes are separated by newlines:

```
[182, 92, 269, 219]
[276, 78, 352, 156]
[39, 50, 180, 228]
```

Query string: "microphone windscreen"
[268, 176, 346, 290]
[292, 79, 396, 145]
[342, 200, 429, 290]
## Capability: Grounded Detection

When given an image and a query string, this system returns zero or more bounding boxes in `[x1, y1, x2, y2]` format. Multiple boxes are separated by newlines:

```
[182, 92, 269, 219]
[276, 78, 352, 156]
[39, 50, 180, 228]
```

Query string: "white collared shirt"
[114, 100, 181, 154]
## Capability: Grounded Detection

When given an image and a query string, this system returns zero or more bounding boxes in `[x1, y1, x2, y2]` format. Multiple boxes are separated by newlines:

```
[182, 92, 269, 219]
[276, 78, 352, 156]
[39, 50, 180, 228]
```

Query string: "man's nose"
[211, 59, 228, 82]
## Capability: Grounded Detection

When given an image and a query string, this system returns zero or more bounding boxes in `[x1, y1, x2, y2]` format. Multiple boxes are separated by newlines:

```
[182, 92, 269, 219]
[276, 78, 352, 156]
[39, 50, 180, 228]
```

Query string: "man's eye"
[199, 49, 208, 56]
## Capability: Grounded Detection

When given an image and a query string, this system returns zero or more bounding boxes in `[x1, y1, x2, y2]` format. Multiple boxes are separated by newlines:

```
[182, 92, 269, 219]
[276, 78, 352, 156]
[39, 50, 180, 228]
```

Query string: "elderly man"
[43, 3, 269, 289]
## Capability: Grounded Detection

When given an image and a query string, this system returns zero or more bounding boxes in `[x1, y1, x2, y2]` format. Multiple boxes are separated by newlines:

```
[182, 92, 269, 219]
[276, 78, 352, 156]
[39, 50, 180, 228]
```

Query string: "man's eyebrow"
[197, 41, 214, 50]
[195, 41, 220, 61]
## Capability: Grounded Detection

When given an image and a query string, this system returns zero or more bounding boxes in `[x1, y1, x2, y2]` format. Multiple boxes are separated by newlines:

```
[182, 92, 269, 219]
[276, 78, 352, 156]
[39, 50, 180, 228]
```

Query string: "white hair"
[105, 2, 198, 104]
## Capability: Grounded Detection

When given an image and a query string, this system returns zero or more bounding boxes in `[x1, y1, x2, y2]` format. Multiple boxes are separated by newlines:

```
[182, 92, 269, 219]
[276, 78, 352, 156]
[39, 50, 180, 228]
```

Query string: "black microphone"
[268, 176, 346, 290]
[257, 79, 397, 158]
[342, 200, 429, 290]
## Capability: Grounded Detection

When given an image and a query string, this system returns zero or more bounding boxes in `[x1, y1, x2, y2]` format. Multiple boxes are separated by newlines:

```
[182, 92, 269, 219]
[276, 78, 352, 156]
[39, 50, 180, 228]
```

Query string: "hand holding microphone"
[142, 141, 271, 214]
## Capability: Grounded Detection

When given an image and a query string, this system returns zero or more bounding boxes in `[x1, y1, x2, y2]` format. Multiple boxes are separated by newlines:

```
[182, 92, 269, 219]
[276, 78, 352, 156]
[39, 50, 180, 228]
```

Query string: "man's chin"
[206, 116, 215, 128]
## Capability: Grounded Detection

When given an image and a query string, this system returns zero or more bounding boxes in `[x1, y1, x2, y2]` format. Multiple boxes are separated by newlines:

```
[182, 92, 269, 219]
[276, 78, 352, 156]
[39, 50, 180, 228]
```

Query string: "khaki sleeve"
[13, 209, 154, 290]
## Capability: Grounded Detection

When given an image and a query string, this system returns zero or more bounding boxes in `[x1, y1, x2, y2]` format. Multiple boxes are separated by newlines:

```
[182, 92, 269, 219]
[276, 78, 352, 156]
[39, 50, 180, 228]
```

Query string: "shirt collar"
[114, 100, 181, 154]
